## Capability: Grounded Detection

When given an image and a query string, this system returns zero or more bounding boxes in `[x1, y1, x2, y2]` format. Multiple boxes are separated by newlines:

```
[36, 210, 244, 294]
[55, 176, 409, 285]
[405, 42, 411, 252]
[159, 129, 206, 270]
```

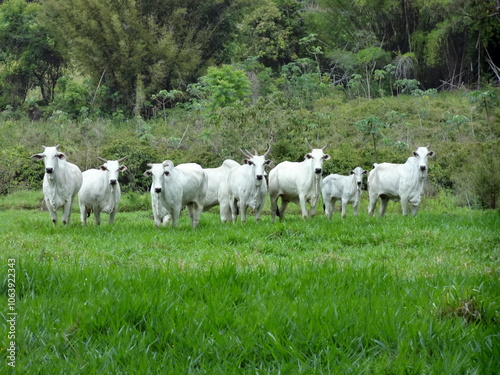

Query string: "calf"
[322, 167, 367, 219]
[31, 145, 83, 225]
[78, 157, 127, 225]
[368, 146, 435, 216]
[144, 161, 207, 228]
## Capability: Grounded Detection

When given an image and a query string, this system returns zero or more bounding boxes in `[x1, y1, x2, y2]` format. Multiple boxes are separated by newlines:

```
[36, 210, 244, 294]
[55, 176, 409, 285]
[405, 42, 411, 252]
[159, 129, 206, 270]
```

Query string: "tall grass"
[1, 204, 499, 374]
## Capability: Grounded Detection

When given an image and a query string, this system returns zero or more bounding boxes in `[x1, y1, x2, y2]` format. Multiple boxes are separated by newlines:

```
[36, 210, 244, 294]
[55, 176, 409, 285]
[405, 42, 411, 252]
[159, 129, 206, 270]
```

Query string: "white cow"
[228, 147, 271, 223]
[367, 146, 435, 216]
[203, 159, 240, 222]
[31, 145, 83, 225]
[322, 167, 367, 219]
[269, 142, 330, 221]
[144, 161, 207, 228]
[78, 157, 127, 225]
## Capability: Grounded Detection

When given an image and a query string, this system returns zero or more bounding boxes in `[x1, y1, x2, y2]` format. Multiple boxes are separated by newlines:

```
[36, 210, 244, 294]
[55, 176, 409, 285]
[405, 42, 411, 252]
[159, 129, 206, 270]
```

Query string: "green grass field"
[1, 194, 499, 374]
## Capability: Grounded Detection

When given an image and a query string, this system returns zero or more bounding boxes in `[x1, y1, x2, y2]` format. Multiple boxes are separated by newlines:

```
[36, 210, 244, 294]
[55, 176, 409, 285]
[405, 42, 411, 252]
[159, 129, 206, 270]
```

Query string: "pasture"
[1, 193, 499, 374]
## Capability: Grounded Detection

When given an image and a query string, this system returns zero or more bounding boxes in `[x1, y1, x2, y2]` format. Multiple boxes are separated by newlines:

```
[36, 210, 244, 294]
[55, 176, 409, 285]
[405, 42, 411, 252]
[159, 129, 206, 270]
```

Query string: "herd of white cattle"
[31, 143, 435, 227]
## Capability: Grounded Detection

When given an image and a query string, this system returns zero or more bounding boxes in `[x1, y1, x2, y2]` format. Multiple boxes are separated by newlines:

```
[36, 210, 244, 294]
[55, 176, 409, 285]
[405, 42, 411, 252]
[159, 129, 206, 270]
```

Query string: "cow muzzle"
[420, 166, 427, 172]
[155, 188, 162, 194]
[256, 175, 263, 181]
[110, 179, 117, 186]
[315, 168, 322, 175]
[45, 168, 54, 174]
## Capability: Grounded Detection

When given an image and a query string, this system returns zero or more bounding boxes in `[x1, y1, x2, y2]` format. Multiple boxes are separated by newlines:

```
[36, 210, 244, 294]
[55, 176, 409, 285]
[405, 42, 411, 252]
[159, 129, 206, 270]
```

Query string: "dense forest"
[0, 0, 499, 208]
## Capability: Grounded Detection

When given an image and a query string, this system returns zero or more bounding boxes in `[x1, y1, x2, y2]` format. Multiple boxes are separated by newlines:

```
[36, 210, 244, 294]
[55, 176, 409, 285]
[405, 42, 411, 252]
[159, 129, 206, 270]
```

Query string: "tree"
[42, 0, 246, 115]
[356, 116, 388, 164]
[0, 0, 65, 108]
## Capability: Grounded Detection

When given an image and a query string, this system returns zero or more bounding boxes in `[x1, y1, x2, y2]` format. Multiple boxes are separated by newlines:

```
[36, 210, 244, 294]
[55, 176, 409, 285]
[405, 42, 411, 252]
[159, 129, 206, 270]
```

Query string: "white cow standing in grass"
[269, 142, 330, 221]
[78, 157, 127, 225]
[144, 161, 207, 228]
[31, 145, 83, 225]
[368, 146, 435, 216]
[322, 167, 367, 219]
[203, 159, 240, 222]
[228, 147, 271, 223]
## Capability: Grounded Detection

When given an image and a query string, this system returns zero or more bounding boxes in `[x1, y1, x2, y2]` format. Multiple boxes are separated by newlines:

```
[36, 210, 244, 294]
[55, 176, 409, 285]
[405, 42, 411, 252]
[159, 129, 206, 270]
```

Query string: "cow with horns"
[31, 145, 83, 225]
[228, 146, 272, 223]
[78, 157, 128, 225]
[367, 146, 435, 216]
[269, 141, 330, 221]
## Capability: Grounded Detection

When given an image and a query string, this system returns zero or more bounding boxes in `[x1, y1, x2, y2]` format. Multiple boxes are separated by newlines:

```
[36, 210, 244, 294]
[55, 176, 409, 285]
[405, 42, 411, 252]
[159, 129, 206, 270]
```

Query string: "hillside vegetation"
[1, 87, 498, 209]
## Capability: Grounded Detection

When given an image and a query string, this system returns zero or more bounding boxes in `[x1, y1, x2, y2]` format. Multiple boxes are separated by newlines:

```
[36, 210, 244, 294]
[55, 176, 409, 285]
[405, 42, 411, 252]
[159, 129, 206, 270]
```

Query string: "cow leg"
[255, 204, 263, 223]
[219, 199, 231, 223]
[109, 209, 117, 224]
[93, 206, 101, 225]
[379, 197, 389, 217]
[270, 195, 278, 222]
[239, 201, 247, 224]
[279, 199, 289, 220]
[229, 198, 238, 223]
[171, 210, 180, 228]
[79, 202, 87, 225]
[353, 199, 359, 216]
[410, 203, 420, 216]
[47, 200, 58, 225]
[62, 199, 73, 225]
[188, 203, 202, 228]
[324, 198, 333, 220]
[341, 198, 348, 219]
[400, 196, 409, 216]
[299, 194, 309, 219]
[368, 194, 377, 216]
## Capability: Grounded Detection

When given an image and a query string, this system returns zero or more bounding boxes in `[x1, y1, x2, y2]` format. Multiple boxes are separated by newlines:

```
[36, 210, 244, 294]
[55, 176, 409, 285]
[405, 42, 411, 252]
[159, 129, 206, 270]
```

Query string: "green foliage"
[0, 146, 43, 194]
[0, 0, 64, 108]
[356, 116, 389, 163]
[188, 65, 252, 116]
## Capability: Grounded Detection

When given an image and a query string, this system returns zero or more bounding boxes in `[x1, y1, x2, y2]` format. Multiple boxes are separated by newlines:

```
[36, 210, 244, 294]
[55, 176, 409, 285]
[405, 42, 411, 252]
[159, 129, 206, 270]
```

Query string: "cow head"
[305, 141, 330, 178]
[144, 160, 173, 194]
[412, 146, 435, 174]
[240, 145, 271, 185]
[98, 157, 127, 186]
[350, 167, 368, 190]
[31, 145, 66, 180]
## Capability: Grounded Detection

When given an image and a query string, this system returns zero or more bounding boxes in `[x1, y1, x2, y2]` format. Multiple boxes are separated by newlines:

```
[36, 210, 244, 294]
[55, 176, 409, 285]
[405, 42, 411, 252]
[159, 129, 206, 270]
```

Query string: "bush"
[0, 146, 44, 195]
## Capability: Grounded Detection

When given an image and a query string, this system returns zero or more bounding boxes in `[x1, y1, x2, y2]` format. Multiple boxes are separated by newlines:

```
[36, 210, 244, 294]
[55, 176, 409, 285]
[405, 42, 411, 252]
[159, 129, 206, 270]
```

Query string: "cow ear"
[119, 165, 127, 172]
[244, 159, 252, 165]
[363, 170, 368, 175]
[265, 159, 271, 165]
[56, 153, 67, 160]
[323, 154, 330, 160]
[413, 151, 418, 157]
[306, 153, 312, 159]
[144, 170, 152, 177]
[31, 153, 44, 160]
[428, 151, 435, 157]
[99, 165, 107, 171]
